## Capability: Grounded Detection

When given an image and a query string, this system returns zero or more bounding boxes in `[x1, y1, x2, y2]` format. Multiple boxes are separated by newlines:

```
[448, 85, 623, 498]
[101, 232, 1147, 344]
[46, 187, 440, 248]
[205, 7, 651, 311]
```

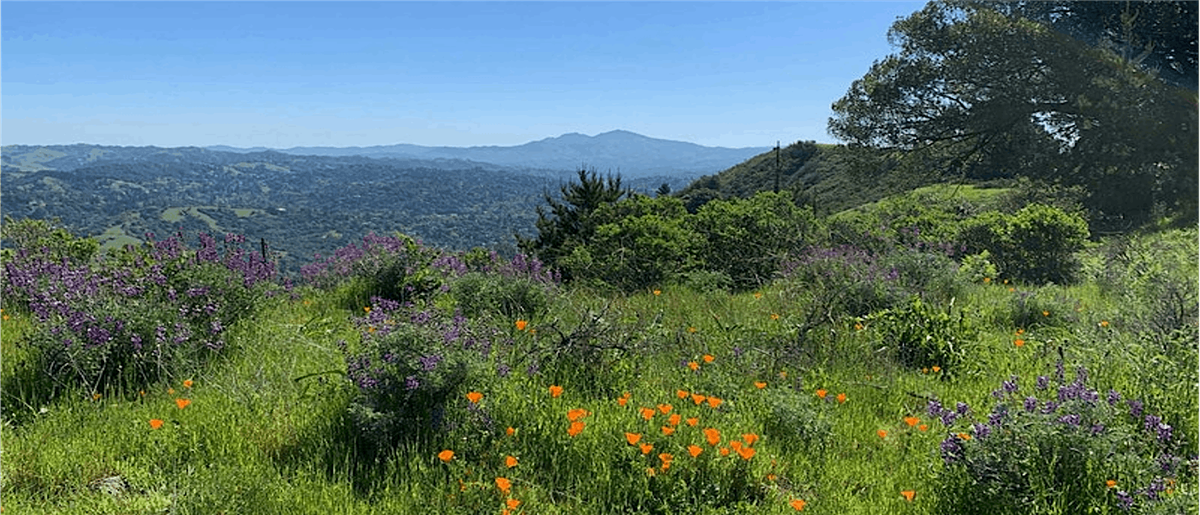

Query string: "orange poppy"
[706, 396, 723, 408]
[626, 432, 642, 445]
[515, 320, 528, 331]
[691, 393, 706, 405]
[506, 426, 515, 436]
[1100, 320, 1109, 327]
[495, 477, 512, 495]
[640, 407, 656, 420]
[957, 433, 972, 441]
[754, 381, 767, 389]
[617, 397, 628, 407]
[466, 391, 483, 403]
[730, 440, 743, 452]
[686, 417, 699, 426]
[687, 361, 700, 371]
[175, 398, 191, 409]
[148, 419, 164, 430]
[918, 424, 928, 431]
[567, 408, 589, 422]
[836, 393, 847, 404]
[676, 389, 689, 399]
[1043, 311, 1050, 317]
[1014, 339, 1025, 347]
[737, 446, 756, 460]
[667, 413, 681, 426]
[1106, 480, 1117, 489]
[639, 442, 653, 455]
[742, 433, 759, 445]
[790, 499, 807, 511]
[931, 366, 941, 373]
[658, 403, 673, 414]
[688, 444, 703, 457]
[183, 379, 194, 389]
[719, 447, 730, 456]
[901, 490, 915, 502]
[549, 385, 563, 398]
[904, 416, 919, 427]
[506, 498, 521, 509]
[877, 429, 887, 439]
[438, 449, 455, 462]
[661, 426, 675, 436]
[703, 354, 715, 363]
[653, 289, 661, 296]
[658, 452, 673, 465]
[703, 428, 721, 446]
[816, 389, 828, 399]
[771, 313, 780, 320]
[687, 326, 697, 333]
[567, 421, 585, 437]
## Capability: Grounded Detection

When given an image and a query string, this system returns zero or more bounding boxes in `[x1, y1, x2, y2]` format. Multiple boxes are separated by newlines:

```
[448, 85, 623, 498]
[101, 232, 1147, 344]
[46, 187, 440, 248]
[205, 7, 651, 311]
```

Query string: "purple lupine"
[927, 399, 944, 419]
[1090, 423, 1105, 435]
[1107, 389, 1122, 405]
[418, 354, 442, 371]
[1036, 375, 1049, 390]
[972, 422, 992, 439]
[1057, 414, 1082, 427]
[405, 375, 420, 391]
[1042, 401, 1060, 414]
[940, 436, 963, 465]
[1128, 399, 1144, 419]
[956, 402, 971, 416]
[1116, 490, 1134, 510]
[496, 363, 510, 378]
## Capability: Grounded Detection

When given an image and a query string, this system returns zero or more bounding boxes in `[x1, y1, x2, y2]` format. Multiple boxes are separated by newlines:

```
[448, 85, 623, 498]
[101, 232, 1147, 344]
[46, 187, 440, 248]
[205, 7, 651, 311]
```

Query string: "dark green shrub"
[956, 204, 1089, 285]
[760, 385, 831, 452]
[690, 192, 819, 291]
[451, 271, 549, 319]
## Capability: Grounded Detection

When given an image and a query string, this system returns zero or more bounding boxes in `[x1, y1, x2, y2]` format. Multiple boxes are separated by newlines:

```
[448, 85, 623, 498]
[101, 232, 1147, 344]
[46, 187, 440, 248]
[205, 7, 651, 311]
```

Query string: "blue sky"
[3, 1, 927, 149]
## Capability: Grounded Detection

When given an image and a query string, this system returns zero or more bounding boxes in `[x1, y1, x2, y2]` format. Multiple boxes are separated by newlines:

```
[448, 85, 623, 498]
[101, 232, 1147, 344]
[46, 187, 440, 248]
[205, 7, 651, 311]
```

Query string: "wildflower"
[1043, 310, 1049, 317]
[957, 432, 972, 441]
[506, 456, 518, 468]
[639, 443, 653, 455]
[617, 396, 628, 407]
[549, 385, 563, 398]
[706, 396, 723, 408]
[567, 408, 589, 422]
[742, 433, 759, 445]
[688, 444, 703, 458]
[904, 416, 920, 427]
[836, 393, 847, 404]
[754, 381, 767, 389]
[466, 391, 483, 403]
[983, 277, 991, 283]
[1014, 339, 1025, 347]
[767, 473, 777, 481]
[900, 490, 915, 502]
[625, 433, 642, 445]
[567, 421, 585, 437]
[515, 320, 528, 331]
[139, 390, 146, 397]
[704, 427, 721, 446]
[686, 417, 699, 426]
[687, 361, 700, 371]
[659, 452, 673, 471]
[1100, 320, 1109, 327]
[364, 306, 371, 313]
[168, 388, 175, 395]
[92, 393, 102, 401]
[918, 424, 928, 432]
[932, 366, 941, 373]
[1107, 480, 1117, 489]
[183, 379, 194, 389]
[754, 292, 762, 299]
[816, 389, 828, 399]
[506, 498, 521, 509]
[790, 499, 807, 511]
[175, 398, 191, 409]
[495, 477, 512, 495]
[661, 426, 675, 436]
[703, 354, 715, 363]
[691, 393, 707, 405]
[922, 368, 929, 374]
[653, 289, 661, 296]
[149, 419, 164, 430]
[719, 447, 730, 456]
[771, 313, 780, 320]
[506, 426, 515, 436]
[687, 326, 697, 333]
[737, 446, 756, 460]
[779, 370, 788, 378]
[855, 323, 864, 331]
[658, 404, 673, 414]
[667, 414, 681, 426]
[877, 430, 888, 439]
[676, 389, 688, 399]
[438, 450, 455, 462]
[640, 407, 656, 420]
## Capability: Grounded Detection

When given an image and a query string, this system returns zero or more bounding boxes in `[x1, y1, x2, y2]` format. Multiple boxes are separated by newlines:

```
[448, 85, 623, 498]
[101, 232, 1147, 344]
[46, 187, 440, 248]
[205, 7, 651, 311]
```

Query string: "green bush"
[451, 271, 549, 320]
[956, 204, 1089, 285]
[865, 297, 975, 372]
[690, 192, 819, 291]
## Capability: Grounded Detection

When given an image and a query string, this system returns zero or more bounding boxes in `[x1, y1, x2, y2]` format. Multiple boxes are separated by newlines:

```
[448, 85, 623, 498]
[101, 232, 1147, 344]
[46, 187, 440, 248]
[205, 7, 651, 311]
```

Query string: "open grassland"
[1, 223, 1196, 515]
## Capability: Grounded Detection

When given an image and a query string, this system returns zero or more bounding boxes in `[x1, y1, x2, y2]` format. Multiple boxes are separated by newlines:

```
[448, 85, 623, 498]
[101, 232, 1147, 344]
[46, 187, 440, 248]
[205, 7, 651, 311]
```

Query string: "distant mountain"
[206, 130, 771, 179]
[1, 144, 696, 274]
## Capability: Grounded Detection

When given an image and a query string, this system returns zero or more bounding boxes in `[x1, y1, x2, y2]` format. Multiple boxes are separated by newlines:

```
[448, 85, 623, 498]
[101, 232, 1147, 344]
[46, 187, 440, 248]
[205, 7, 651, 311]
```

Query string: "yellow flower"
[687, 326, 697, 333]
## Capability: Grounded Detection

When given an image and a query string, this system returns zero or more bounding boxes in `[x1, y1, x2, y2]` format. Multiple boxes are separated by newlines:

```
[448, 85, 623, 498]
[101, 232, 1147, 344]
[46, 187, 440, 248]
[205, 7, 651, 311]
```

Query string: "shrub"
[931, 364, 1189, 515]
[864, 297, 975, 372]
[958, 251, 999, 284]
[2, 229, 277, 393]
[301, 232, 444, 307]
[956, 204, 1089, 285]
[690, 192, 819, 291]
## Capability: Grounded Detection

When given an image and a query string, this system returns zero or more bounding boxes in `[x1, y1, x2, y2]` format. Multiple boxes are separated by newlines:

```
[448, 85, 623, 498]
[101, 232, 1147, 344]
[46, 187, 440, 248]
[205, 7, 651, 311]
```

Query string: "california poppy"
[149, 419, 164, 430]
[657, 403, 672, 414]
[957, 432, 972, 441]
[653, 289, 661, 296]
[703, 354, 714, 363]
[676, 389, 688, 399]
[836, 393, 847, 404]
[686, 417, 699, 426]
[568, 421, 585, 437]
[754, 381, 767, 389]
[617, 397, 628, 407]
[1014, 339, 1025, 347]
[742, 433, 759, 445]
[625, 432, 642, 445]
[737, 446, 756, 460]
[901, 490, 915, 502]
[667, 413, 681, 426]
[466, 391, 483, 403]
[918, 424, 928, 432]
[175, 398, 191, 409]
[183, 379, 194, 389]
[790, 499, 807, 511]
[703, 427, 721, 446]
[877, 429, 888, 439]
[495, 477, 512, 495]
[691, 393, 706, 405]
[506, 498, 521, 509]
[661, 426, 675, 436]
[1106, 480, 1117, 489]
[931, 366, 941, 373]
[688, 444, 703, 457]
[505, 455, 518, 468]
[438, 449, 455, 462]
[706, 396, 723, 408]
[816, 389, 828, 399]
[687, 361, 700, 371]
[640, 407, 656, 420]
[904, 416, 919, 427]
[506, 426, 515, 436]
[567, 408, 589, 422]
[515, 320, 528, 331]
[549, 385, 563, 398]
[639, 442, 653, 455]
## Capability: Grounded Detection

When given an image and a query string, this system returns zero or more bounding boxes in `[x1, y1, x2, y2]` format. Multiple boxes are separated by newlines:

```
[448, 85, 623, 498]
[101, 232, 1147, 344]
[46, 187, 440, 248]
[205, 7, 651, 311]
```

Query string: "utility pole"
[773, 141, 781, 193]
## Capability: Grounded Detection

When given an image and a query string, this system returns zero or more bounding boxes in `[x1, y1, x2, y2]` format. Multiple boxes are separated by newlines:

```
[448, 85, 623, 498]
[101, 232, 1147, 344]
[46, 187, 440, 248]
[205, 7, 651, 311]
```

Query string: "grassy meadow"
[1, 214, 1196, 515]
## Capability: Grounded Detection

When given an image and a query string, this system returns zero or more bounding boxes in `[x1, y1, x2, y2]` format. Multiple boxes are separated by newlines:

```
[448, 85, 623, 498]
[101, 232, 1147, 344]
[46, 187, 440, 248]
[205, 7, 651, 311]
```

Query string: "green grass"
[2, 230, 1196, 514]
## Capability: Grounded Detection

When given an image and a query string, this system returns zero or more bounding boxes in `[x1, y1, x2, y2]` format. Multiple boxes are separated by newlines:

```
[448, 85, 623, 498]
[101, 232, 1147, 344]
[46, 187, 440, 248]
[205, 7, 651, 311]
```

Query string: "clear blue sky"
[3, 1, 927, 149]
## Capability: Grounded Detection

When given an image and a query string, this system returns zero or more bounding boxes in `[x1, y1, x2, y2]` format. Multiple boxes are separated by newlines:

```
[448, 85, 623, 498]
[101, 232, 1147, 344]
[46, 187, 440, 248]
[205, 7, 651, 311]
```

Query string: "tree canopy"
[829, 0, 1197, 224]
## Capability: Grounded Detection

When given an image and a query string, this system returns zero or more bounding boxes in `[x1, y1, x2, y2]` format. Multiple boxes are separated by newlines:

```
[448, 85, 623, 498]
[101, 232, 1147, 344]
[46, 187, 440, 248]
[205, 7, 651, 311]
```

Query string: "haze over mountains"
[205, 130, 771, 179]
